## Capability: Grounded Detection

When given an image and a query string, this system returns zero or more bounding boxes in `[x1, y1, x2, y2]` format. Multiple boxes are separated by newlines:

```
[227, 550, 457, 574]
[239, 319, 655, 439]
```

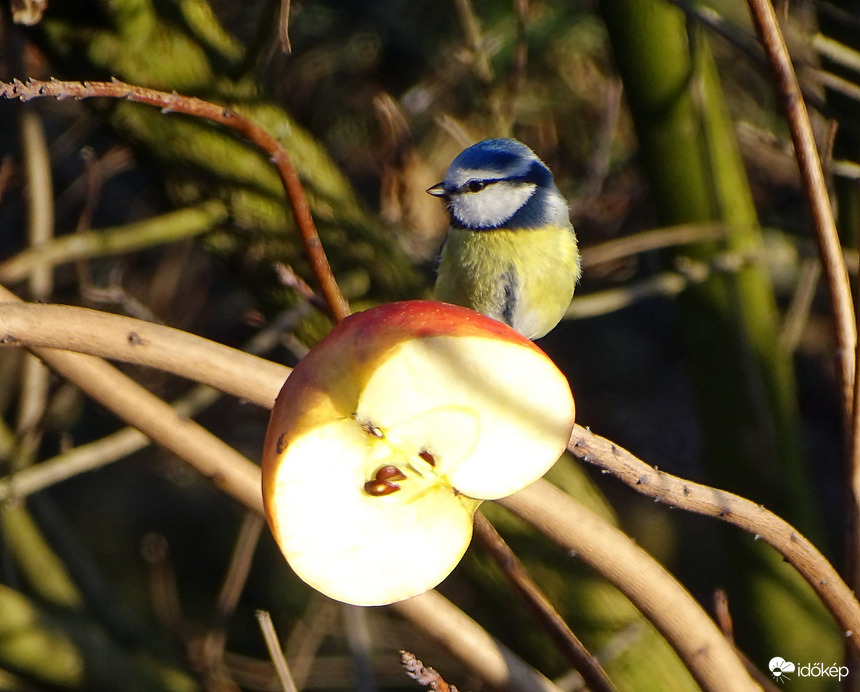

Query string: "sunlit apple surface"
[262, 301, 575, 606]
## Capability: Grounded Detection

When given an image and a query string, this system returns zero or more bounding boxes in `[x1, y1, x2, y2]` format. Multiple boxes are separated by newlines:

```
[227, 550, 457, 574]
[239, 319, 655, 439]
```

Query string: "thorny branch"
[569, 425, 860, 651]
[0, 78, 350, 322]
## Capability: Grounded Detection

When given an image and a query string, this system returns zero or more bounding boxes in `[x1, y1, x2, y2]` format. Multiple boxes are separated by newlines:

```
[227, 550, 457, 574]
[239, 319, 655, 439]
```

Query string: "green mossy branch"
[0, 201, 228, 284]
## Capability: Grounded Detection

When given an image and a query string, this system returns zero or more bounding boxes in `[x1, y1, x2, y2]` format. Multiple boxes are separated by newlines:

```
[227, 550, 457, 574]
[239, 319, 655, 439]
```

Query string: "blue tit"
[428, 138, 580, 340]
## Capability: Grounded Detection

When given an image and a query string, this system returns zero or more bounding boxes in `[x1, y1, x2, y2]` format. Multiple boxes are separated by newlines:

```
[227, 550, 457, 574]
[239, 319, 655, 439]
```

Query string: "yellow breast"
[434, 224, 579, 339]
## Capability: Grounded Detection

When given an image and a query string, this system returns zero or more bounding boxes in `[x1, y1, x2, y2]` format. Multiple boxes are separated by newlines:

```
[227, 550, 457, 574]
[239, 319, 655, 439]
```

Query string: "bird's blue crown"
[443, 139, 551, 188]
[438, 138, 568, 231]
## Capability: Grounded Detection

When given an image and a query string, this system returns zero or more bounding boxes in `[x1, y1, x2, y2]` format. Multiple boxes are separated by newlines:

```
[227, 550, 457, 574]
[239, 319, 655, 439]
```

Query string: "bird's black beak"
[426, 182, 446, 198]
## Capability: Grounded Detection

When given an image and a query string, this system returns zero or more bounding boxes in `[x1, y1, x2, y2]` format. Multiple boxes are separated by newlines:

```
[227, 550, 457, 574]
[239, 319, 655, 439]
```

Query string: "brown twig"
[141, 532, 187, 645]
[564, 267, 699, 319]
[0, 78, 350, 322]
[282, 597, 339, 690]
[400, 650, 460, 692]
[203, 513, 266, 672]
[472, 512, 618, 692]
[452, 0, 493, 85]
[14, 108, 54, 470]
[19, 109, 53, 302]
[277, 0, 292, 54]
[568, 424, 860, 653]
[711, 591, 782, 692]
[779, 257, 821, 352]
[713, 589, 734, 642]
[510, 0, 529, 106]
[451, 0, 507, 133]
[746, 0, 860, 636]
[71, 147, 101, 291]
[394, 592, 561, 692]
[256, 610, 299, 692]
[272, 262, 327, 313]
[579, 222, 727, 269]
[0, 155, 14, 206]
[73, 147, 101, 237]
[746, 0, 855, 408]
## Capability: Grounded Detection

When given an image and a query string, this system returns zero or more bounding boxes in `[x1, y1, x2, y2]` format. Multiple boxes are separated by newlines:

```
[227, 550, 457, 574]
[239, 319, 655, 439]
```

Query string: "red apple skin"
[261, 300, 574, 557]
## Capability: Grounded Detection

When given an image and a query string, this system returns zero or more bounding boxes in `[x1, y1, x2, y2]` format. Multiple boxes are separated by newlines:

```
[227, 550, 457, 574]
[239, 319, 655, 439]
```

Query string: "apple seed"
[364, 479, 401, 496]
[418, 450, 436, 466]
[375, 465, 407, 482]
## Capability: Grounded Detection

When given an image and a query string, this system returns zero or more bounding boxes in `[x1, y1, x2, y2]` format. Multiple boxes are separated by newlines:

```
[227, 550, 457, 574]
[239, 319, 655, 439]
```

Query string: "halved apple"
[262, 300, 575, 606]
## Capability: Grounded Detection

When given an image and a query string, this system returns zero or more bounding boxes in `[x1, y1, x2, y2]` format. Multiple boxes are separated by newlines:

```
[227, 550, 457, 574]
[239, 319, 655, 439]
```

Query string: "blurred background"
[0, 0, 859, 689]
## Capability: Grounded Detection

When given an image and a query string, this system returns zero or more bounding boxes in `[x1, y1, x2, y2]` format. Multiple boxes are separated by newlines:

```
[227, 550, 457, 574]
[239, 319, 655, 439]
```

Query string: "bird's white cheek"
[450, 182, 536, 228]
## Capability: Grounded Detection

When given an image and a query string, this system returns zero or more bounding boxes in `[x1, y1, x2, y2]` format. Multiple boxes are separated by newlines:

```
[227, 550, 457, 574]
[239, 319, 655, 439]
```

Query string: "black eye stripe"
[458, 178, 507, 193]
[456, 158, 551, 193]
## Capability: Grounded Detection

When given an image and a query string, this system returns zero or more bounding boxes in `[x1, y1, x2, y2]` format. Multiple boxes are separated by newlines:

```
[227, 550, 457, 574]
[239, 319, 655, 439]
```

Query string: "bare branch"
[395, 592, 561, 692]
[746, 0, 859, 612]
[0, 78, 350, 322]
[3, 290, 856, 662]
[0, 301, 288, 409]
[256, 610, 299, 692]
[499, 483, 760, 692]
[472, 513, 617, 692]
[569, 425, 860, 652]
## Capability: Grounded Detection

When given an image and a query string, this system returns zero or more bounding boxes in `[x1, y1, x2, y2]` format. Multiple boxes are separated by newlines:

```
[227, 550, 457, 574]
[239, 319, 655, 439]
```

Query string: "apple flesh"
[262, 300, 575, 606]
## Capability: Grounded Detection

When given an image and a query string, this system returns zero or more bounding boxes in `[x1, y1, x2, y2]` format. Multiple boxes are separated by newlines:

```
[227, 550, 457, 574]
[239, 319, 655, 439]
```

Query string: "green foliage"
[0, 0, 856, 689]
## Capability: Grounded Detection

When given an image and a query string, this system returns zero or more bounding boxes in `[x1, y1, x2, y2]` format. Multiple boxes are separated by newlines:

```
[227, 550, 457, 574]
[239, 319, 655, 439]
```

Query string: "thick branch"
[0, 291, 757, 687]
[3, 294, 856, 658]
[0, 295, 556, 692]
[0, 302, 288, 409]
[499, 482, 760, 692]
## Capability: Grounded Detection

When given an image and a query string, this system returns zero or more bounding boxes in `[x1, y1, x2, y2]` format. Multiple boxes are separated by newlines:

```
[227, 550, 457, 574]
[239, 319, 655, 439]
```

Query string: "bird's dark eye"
[467, 180, 485, 193]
